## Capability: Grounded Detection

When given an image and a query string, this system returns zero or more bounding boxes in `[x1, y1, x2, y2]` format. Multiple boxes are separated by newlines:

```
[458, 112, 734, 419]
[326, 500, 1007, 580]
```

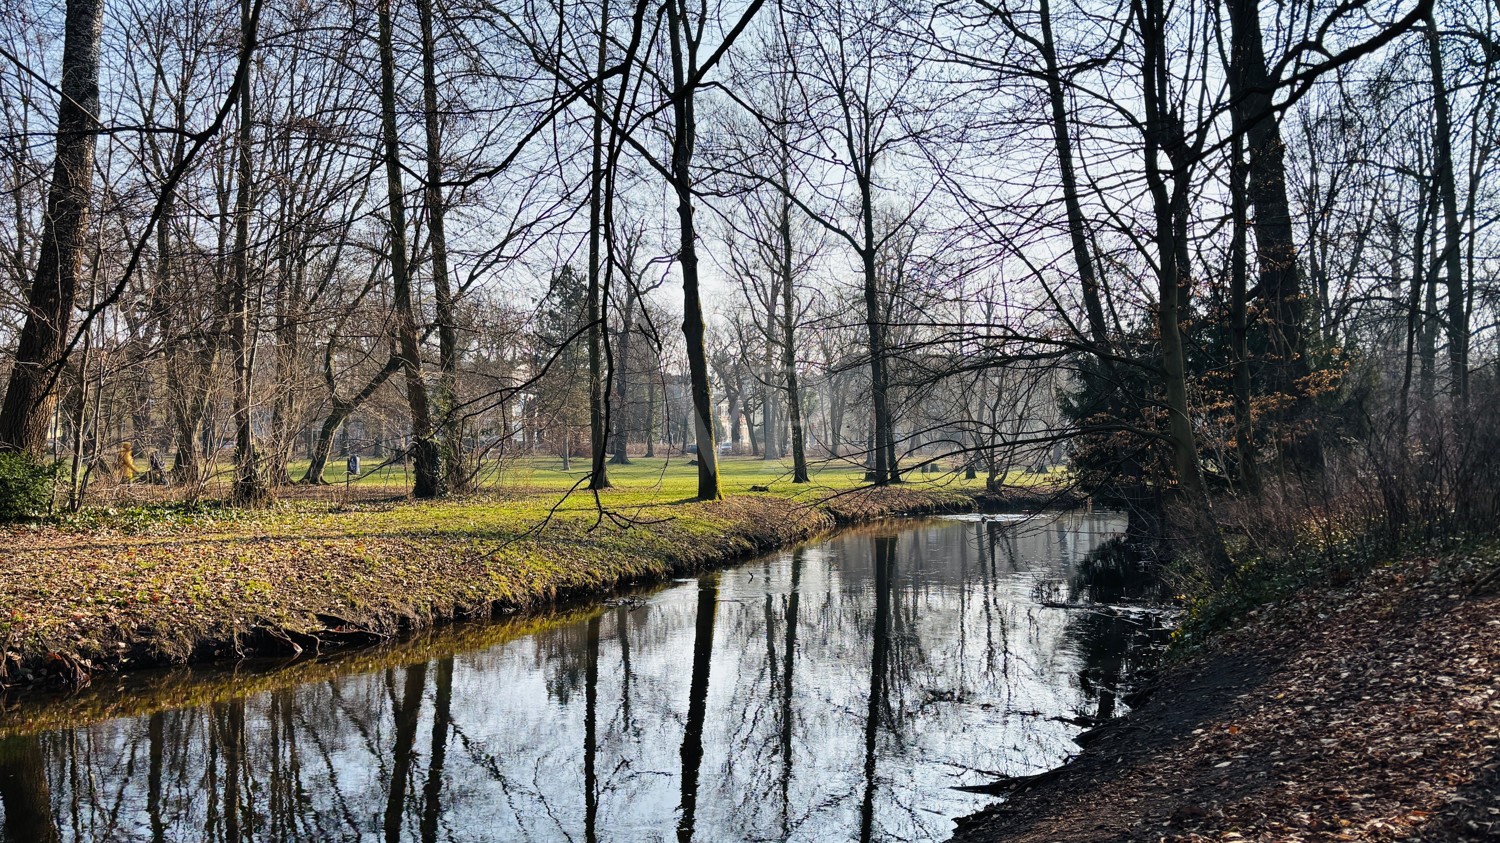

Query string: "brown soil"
[951, 546, 1500, 843]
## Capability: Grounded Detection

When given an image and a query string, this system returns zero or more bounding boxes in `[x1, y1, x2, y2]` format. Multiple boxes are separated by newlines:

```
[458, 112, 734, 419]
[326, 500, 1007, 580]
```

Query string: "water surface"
[0, 511, 1167, 842]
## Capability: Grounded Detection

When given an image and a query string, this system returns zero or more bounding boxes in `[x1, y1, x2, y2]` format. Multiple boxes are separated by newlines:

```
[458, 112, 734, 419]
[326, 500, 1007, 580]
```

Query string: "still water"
[0, 511, 1168, 843]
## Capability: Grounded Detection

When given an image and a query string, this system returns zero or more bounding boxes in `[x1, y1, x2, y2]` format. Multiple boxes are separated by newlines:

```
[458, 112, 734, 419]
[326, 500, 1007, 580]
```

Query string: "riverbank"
[950, 542, 1500, 843]
[0, 460, 1061, 692]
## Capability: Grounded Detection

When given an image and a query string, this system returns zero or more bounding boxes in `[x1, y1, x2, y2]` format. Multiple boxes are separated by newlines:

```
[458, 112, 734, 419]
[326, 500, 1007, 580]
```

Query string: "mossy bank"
[0, 473, 1056, 693]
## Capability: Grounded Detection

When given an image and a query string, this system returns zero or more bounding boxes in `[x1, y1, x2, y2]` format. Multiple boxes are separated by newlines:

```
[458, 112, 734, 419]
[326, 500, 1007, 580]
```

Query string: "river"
[0, 510, 1170, 842]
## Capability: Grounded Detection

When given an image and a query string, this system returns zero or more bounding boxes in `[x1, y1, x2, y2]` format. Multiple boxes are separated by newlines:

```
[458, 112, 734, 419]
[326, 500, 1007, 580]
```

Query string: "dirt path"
[951, 547, 1500, 843]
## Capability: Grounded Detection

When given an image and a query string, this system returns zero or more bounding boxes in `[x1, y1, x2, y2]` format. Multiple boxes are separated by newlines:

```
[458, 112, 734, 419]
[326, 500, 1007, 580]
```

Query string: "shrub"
[0, 452, 56, 521]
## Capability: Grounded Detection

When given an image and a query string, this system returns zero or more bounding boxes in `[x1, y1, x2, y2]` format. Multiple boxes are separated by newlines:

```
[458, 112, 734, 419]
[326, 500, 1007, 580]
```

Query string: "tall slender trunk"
[666, 0, 720, 500]
[861, 245, 892, 484]
[152, 120, 213, 485]
[1140, 0, 1230, 576]
[1420, 255, 1439, 414]
[744, 405, 759, 456]
[1229, 108, 1261, 494]
[762, 290, 779, 461]
[230, 0, 265, 504]
[1399, 189, 1433, 442]
[725, 382, 741, 453]
[1425, 15, 1468, 406]
[268, 252, 300, 486]
[1040, 0, 1110, 358]
[0, 0, 103, 455]
[828, 382, 844, 459]
[587, 0, 612, 489]
[66, 278, 95, 510]
[418, 0, 466, 490]
[378, 0, 444, 498]
[610, 291, 636, 464]
[778, 193, 808, 482]
[644, 377, 657, 457]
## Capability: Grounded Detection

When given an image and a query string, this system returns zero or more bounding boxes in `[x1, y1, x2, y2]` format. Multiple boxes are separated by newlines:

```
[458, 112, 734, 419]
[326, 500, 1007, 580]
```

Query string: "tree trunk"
[744, 406, 760, 456]
[763, 291, 779, 461]
[610, 290, 636, 464]
[378, 0, 444, 499]
[267, 252, 301, 487]
[779, 194, 809, 482]
[644, 377, 657, 457]
[587, 0, 612, 490]
[1225, 0, 1320, 468]
[0, 0, 103, 455]
[1398, 188, 1434, 442]
[828, 385, 844, 460]
[1040, 0, 1110, 358]
[1141, 0, 1230, 577]
[861, 245, 892, 485]
[1229, 111, 1261, 494]
[1425, 15, 1468, 406]
[230, 0, 265, 505]
[666, 0, 720, 500]
[418, 0, 466, 491]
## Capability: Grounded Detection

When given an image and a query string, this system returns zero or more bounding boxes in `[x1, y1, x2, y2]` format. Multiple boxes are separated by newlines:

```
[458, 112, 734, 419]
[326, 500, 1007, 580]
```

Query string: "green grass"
[3, 455, 1067, 689]
[292, 453, 944, 494]
[49, 454, 1065, 550]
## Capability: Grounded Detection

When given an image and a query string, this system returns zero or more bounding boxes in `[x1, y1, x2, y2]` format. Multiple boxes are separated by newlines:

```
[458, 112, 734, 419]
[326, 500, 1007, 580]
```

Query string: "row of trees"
[2, 0, 1497, 553]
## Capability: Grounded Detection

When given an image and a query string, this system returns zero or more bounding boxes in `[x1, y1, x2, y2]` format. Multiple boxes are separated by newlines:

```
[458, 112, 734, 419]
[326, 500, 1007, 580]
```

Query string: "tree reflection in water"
[0, 512, 1171, 843]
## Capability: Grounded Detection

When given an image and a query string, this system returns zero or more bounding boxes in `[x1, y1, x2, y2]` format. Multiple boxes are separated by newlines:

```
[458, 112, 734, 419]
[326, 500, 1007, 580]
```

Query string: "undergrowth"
[1170, 523, 1482, 651]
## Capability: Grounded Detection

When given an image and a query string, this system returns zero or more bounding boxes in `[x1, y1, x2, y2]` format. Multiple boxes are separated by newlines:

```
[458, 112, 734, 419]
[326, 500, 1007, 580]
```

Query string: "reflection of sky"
[11, 512, 1154, 843]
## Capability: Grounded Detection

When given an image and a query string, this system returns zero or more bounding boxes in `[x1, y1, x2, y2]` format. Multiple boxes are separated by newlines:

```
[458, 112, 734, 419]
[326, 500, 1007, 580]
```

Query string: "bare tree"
[0, 0, 104, 455]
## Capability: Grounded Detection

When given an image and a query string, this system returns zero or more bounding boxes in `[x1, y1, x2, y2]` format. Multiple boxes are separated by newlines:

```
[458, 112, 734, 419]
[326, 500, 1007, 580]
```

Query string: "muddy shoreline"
[948, 544, 1500, 842]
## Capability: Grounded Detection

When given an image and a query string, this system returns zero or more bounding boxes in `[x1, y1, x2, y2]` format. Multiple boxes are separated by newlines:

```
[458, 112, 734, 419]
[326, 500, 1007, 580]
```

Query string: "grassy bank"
[0, 457, 1054, 691]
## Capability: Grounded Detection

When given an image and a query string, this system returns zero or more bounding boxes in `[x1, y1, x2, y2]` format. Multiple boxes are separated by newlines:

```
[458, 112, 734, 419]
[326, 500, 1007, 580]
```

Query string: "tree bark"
[762, 286, 780, 461]
[1224, 0, 1321, 468]
[378, 0, 445, 498]
[230, 0, 265, 504]
[779, 193, 809, 482]
[1039, 0, 1110, 359]
[861, 231, 893, 484]
[666, 0, 721, 500]
[418, 0, 466, 491]
[610, 287, 636, 464]
[587, 0, 612, 490]
[1229, 110, 1261, 494]
[1425, 15, 1468, 406]
[1140, 0, 1231, 577]
[0, 0, 103, 455]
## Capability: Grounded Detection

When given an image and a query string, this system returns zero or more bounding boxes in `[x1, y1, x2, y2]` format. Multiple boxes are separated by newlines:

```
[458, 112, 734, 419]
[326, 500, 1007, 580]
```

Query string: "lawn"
[286, 452, 958, 497]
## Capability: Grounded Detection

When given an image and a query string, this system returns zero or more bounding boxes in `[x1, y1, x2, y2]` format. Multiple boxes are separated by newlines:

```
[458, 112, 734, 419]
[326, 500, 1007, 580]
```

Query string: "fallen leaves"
[953, 544, 1500, 843]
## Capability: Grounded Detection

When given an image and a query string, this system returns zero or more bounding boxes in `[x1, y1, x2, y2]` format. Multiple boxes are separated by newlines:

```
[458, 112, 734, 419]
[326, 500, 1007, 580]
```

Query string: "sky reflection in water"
[0, 511, 1169, 843]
